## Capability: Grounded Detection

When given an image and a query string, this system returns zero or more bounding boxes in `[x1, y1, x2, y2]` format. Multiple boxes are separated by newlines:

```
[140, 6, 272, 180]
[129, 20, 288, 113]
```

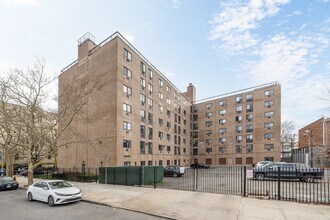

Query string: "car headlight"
[55, 192, 67, 196]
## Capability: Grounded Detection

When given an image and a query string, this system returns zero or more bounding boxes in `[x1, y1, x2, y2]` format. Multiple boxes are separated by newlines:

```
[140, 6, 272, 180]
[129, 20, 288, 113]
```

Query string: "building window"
[167, 98, 171, 105]
[206, 112, 213, 118]
[265, 111, 274, 118]
[246, 124, 253, 132]
[148, 68, 153, 80]
[148, 112, 153, 124]
[246, 134, 253, 142]
[124, 49, 132, 62]
[246, 114, 253, 122]
[123, 140, 131, 148]
[236, 105, 242, 114]
[206, 130, 212, 135]
[219, 100, 226, 107]
[148, 127, 153, 140]
[123, 121, 132, 131]
[167, 109, 171, 117]
[159, 118, 163, 126]
[158, 105, 163, 113]
[219, 137, 227, 144]
[264, 156, 274, 162]
[206, 148, 212, 153]
[140, 78, 146, 89]
[206, 121, 212, 127]
[236, 125, 242, 132]
[236, 145, 242, 154]
[219, 128, 226, 134]
[265, 89, 274, 97]
[167, 122, 171, 129]
[167, 146, 171, 152]
[246, 103, 253, 112]
[141, 62, 146, 74]
[264, 133, 274, 139]
[159, 79, 164, 87]
[236, 115, 242, 122]
[159, 160, 163, 166]
[147, 98, 153, 108]
[140, 93, 146, 105]
[235, 158, 242, 164]
[148, 83, 153, 94]
[159, 92, 163, 100]
[148, 142, 153, 154]
[140, 110, 146, 122]
[236, 135, 242, 143]
[265, 100, 274, 108]
[205, 139, 212, 144]
[219, 109, 227, 115]
[123, 85, 132, 96]
[166, 86, 171, 93]
[264, 122, 274, 129]
[206, 103, 212, 109]
[246, 94, 253, 101]
[159, 131, 163, 140]
[167, 133, 171, 141]
[140, 141, 145, 154]
[219, 147, 226, 153]
[140, 125, 146, 138]
[236, 96, 242, 103]
[219, 119, 226, 125]
[123, 67, 132, 79]
[158, 145, 164, 151]
[123, 103, 132, 113]
[246, 144, 253, 153]
[264, 144, 274, 151]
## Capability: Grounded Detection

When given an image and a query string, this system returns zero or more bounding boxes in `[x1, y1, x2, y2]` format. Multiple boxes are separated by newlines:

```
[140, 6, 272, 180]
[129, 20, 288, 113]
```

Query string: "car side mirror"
[42, 187, 48, 190]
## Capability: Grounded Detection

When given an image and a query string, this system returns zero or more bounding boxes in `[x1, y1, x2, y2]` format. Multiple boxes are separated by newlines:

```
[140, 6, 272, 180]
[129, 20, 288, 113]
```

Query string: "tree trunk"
[28, 162, 34, 186]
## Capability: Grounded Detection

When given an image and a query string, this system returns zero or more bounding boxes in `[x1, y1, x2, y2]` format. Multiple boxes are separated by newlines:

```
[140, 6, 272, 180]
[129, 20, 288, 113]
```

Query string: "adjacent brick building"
[58, 32, 281, 170]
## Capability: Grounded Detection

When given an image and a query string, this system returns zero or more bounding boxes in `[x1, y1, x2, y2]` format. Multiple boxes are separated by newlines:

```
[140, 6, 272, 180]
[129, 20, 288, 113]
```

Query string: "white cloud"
[121, 32, 134, 45]
[170, 0, 183, 9]
[1, 0, 40, 7]
[209, 0, 290, 54]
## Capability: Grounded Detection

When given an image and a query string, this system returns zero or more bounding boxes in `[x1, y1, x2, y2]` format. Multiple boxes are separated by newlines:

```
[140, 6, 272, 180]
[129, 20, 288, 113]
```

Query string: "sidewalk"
[17, 177, 330, 220]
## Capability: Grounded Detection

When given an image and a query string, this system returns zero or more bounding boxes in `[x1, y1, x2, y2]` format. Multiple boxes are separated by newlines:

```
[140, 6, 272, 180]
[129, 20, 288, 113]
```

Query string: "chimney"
[183, 83, 196, 103]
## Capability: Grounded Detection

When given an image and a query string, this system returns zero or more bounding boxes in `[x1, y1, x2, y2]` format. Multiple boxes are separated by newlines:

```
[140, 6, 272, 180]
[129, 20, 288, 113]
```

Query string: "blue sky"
[0, 0, 330, 131]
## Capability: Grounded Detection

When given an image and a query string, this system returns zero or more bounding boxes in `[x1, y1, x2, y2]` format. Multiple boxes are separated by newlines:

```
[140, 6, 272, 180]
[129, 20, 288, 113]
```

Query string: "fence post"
[277, 167, 281, 200]
[154, 166, 156, 189]
[243, 166, 247, 197]
[114, 168, 116, 185]
[126, 166, 128, 186]
[105, 167, 107, 184]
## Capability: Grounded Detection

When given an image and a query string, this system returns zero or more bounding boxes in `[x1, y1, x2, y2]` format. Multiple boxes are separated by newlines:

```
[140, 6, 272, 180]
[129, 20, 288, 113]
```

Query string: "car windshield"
[0, 177, 13, 182]
[49, 181, 73, 189]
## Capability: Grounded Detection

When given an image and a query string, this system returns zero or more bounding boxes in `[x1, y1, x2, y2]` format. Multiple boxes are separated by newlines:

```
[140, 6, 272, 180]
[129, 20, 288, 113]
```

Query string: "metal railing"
[157, 166, 330, 204]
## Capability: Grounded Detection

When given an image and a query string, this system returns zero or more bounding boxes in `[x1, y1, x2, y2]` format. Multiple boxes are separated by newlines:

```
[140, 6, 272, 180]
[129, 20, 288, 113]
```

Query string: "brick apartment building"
[58, 32, 281, 170]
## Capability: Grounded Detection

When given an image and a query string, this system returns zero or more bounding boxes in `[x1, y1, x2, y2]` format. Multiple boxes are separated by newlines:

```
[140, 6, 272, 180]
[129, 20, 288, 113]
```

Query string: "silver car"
[26, 180, 82, 206]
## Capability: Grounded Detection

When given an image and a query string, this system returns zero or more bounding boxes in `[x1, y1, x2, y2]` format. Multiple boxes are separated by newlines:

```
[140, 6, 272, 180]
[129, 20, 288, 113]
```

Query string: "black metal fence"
[157, 166, 330, 204]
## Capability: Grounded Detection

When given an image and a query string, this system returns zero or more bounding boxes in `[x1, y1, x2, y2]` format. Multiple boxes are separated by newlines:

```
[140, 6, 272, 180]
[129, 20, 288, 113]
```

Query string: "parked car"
[21, 168, 46, 177]
[0, 176, 19, 191]
[190, 163, 210, 169]
[255, 161, 273, 167]
[26, 180, 82, 206]
[0, 168, 6, 176]
[163, 165, 185, 177]
[253, 162, 324, 182]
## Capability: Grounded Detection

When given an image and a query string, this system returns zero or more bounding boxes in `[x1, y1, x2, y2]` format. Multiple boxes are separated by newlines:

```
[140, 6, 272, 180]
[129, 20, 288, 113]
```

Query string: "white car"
[26, 180, 82, 206]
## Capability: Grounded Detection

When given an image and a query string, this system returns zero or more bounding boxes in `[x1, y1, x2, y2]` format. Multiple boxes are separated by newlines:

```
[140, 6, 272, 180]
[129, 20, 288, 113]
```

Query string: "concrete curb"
[82, 199, 178, 220]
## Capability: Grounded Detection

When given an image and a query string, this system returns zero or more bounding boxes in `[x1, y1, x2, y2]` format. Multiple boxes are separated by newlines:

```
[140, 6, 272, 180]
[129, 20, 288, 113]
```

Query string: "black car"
[190, 163, 210, 169]
[21, 168, 46, 177]
[163, 165, 184, 177]
[0, 176, 19, 191]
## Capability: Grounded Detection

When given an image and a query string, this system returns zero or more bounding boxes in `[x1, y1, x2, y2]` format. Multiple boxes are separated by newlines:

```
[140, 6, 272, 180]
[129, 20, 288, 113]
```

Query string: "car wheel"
[27, 192, 33, 201]
[256, 173, 265, 181]
[48, 196, 55, 207]
[173, 173, 178, 178]
[303, 175, 314, 183]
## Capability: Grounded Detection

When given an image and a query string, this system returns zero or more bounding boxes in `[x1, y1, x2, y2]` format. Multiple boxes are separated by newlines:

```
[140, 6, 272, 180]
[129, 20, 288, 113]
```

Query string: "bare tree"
[0, 58, 102, 185]
[281, 120, 296, 144]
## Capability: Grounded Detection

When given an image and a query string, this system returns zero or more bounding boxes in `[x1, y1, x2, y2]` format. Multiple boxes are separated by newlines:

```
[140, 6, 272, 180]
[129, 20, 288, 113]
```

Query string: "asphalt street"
[0, 189, 165, 220]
